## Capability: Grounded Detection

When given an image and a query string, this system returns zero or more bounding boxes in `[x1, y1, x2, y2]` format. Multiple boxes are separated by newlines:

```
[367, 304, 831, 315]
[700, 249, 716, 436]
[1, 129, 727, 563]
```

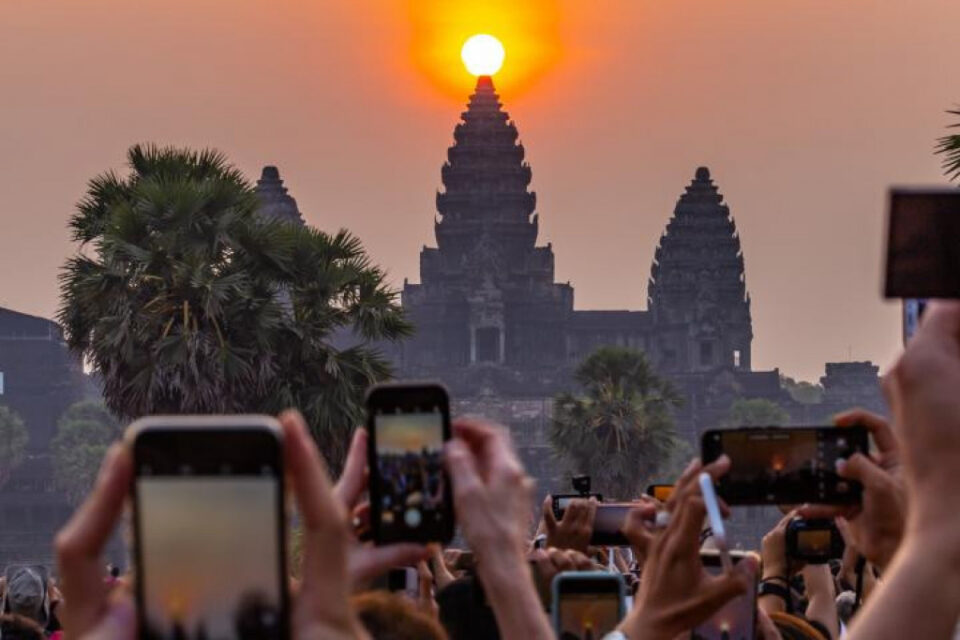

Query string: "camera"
[571, 474, 592, 496]
[786, 518, 845, 564]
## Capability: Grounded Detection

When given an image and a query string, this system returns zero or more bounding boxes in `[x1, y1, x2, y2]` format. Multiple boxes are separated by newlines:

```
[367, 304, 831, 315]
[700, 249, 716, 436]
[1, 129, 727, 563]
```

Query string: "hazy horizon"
[2, 0, 957, 382]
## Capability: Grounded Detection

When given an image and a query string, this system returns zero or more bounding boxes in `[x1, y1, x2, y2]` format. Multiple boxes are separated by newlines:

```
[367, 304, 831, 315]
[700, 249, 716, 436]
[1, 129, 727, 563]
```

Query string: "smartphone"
[884, 188, 960, 299]
[701, 426, 868, 505]
[130, 416, 289, 640]
[786, 518, 845, 564]
[691, 551, 757, 640]
[366, 383, 455, 545]
[552, 493, 604, 519]
[699, 473, 732, 573]
[552, 571, 626, 640]
[554, 502, 633, 547]
[646, 484, 674, 502]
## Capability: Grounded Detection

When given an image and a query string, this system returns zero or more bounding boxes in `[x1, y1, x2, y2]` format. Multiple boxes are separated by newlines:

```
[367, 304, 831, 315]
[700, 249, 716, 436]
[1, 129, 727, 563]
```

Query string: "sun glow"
[461, 34, 505, 76]
[406, 0, 562, 99]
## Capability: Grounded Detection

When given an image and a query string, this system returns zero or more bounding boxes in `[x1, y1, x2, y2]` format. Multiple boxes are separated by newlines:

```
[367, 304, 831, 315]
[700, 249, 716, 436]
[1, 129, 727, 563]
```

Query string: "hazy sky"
[1, 0, 957, 382]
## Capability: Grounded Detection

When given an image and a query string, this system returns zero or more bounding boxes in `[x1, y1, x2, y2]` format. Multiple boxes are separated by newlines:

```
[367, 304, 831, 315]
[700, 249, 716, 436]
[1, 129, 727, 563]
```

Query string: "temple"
[395, 77, 847, 444]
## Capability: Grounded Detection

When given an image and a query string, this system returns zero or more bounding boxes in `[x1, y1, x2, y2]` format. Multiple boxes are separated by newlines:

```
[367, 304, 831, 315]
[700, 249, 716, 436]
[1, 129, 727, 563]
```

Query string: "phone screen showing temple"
[557, 591, 620, 639]
[135, 431, 284, 640]
[374, 408, 448, 542]
[691, 563, 756, 640]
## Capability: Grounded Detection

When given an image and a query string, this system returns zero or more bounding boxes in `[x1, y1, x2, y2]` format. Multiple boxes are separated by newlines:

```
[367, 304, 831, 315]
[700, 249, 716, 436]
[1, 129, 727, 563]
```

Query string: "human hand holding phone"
[334, 427, 431, 590]
[55, 412, 370, 640]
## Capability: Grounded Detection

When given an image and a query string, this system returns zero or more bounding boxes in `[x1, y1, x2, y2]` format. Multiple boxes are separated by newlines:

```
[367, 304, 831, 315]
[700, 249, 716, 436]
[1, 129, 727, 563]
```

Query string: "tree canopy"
[725, 397, 790, 428]
[52, 400, 123, 505]
[935, 107, 960, 182]
[550, 346, 684, 499]
[58, 144, 410, 470]
[0, 405, 28, 488]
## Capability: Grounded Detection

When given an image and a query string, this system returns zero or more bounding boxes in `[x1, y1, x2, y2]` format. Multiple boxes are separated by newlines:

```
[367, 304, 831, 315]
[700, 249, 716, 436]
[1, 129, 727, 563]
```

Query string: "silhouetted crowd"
[7, 302, 960, 639]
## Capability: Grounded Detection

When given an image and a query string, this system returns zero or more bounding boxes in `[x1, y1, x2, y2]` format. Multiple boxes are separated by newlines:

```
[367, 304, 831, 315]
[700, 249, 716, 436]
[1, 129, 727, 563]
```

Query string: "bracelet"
[758, 580, 791, 602]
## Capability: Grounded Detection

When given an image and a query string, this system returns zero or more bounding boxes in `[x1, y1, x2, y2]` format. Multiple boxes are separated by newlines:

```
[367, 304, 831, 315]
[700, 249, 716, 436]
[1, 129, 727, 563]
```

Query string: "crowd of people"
[3, 300, 960, 639]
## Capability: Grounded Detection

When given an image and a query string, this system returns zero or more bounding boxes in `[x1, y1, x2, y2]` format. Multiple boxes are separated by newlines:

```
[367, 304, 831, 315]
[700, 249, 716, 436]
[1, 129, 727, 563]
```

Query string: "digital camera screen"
[137, 476, 282, 640]
[798, 529, 833, 555]
[691, 563, 755, 640]
[705, 427, 867, 505]
[374, 410, 447, 541]
[557, 592, 620, 640]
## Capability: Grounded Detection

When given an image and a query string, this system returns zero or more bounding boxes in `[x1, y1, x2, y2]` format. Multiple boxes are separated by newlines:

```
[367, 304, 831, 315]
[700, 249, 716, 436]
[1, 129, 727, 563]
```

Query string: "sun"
[460, 34, 505, 77]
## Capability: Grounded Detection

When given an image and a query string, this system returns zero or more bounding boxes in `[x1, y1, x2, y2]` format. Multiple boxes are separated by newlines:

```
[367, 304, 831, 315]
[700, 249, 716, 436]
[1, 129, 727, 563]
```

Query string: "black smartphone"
[551, 493, 604, 520]
[130, 416, 289, 640]
[701, 426, 868, 505]
[646, 484, 675, 502]
[554, 502, 632, 546]
[366, 383, 455, 545]
[786, 518, 845, 564]
[552, 571, 626, 639]
[692, 551, 757, 640]
[885, 188, 960, 299]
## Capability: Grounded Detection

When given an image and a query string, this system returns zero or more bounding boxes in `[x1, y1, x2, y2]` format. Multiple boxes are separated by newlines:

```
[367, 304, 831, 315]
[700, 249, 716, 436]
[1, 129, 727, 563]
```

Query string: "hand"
[883, 302, 960, 547]
[541, 495, 597, 553]
[621, 500, 659, 569]
[618, 456, 757, 640]
[444, 419, 553, 640]
[799, 410, 905, 570]
[55, 412, 370, 640]
[429, 544, 458, 591]
[445, 419, 534, 564]
[761, 510, 796, 580]
[415, 560, 439, 620]
[54, 444, 135, 640]
[333, 428, 430, 590]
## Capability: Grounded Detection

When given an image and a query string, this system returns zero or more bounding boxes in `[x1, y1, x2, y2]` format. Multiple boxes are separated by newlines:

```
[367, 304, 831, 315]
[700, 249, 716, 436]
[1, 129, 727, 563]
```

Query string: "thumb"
[542, 494, 558, 533]
[445, 439, 482, 502]
[837, 453, 887, 488]
[89, 596, 136, 640]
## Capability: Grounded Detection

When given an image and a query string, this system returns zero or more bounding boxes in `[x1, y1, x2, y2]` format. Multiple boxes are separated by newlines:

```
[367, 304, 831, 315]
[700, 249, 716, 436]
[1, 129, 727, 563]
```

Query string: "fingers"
[452, 418, 523, 480]
[834, 409, 898, 457]
[55, 443, 132, 638]
[333, 427, 368, 509]
[837, 452, 889, 489]
[797, 504, 846, 520]
[444, 439, 483, 505]
[697, 554, 756, 617]
[542, 494, 558, 534]
[349, 544, 430, 587]
[279, 410, 348, 582]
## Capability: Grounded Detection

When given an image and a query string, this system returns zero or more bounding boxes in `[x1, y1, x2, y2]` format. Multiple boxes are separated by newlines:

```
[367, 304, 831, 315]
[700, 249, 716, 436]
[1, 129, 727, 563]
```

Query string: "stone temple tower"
[255, 165, 305, 225]
[401, 76, 573, 382]
[647, 167, 753, 374]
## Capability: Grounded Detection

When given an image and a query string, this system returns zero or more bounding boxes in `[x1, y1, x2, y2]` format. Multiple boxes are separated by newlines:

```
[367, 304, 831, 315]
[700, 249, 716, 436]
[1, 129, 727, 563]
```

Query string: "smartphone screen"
[555, 574, 624, 640]
[691, 554, 756, 640]
[702, 427, 868, 505]
[646, 484, 675, 502]
[132, 420, 287, 640]
[885, 188, 960, 299]
[367, 384, 454, 544]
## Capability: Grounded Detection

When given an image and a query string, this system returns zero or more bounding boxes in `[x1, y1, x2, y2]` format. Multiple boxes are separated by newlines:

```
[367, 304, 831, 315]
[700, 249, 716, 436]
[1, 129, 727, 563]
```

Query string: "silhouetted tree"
[0, 405, 27, 488]
[550, 346, 683, 499]
[59, 144, 410, 470]
[725, 397, 790, 427]
[935, 107, 960, 182]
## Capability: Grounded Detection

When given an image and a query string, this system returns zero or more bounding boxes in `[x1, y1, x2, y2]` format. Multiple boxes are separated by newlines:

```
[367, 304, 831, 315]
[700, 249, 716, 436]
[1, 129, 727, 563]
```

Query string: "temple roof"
[255, 166, 305, 226]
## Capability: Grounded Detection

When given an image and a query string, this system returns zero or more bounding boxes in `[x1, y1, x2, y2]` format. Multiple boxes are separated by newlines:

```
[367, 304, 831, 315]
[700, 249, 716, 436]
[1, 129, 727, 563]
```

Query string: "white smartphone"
[699, 472, 732, 573]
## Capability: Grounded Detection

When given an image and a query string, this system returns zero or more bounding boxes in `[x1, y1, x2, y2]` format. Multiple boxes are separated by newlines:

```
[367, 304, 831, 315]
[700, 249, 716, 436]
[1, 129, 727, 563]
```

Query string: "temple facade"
[396, 77, 823, 445]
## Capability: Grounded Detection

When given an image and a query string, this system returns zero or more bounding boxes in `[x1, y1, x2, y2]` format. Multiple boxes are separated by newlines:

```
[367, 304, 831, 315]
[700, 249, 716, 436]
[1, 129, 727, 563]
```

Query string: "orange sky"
[1, 0, 957, 382]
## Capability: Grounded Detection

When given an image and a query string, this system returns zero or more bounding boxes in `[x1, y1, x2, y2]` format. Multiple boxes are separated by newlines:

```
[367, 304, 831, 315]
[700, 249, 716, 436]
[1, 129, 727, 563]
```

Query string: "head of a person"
[1, 566, 49, 627]
[351, 591, 448, 640]
[836, 590, 856, 626]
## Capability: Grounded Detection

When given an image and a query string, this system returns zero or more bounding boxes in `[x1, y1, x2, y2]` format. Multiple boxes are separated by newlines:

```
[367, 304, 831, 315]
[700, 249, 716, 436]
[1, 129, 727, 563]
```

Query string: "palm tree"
[59, 144, 410, 471]
[52, 400, 123, 504]
[0, 405, 27, 488]
[550, 346, 683, 500]
[935, 107, 960, 182]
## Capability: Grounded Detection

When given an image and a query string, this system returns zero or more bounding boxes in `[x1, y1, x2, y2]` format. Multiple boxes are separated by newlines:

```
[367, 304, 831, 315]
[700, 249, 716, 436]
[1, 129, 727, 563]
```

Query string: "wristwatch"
[602, 632, 628, 640]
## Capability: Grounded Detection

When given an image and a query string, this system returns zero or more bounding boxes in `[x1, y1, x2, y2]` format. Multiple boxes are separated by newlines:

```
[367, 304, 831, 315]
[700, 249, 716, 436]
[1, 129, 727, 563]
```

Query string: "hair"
[836, 590, 857, 625]
[0, 613, 46, 640]
[351, 591, 448, 640]
[769, 612, 829, 640]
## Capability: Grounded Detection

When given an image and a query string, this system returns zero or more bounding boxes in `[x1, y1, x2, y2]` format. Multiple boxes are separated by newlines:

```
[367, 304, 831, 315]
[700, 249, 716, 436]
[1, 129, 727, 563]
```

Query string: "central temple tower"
[401, 77, 573, 378]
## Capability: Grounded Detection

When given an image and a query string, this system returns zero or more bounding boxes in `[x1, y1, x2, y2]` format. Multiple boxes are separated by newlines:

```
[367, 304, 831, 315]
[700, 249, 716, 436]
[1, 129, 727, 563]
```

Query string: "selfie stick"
[699, 472, 733, 573]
